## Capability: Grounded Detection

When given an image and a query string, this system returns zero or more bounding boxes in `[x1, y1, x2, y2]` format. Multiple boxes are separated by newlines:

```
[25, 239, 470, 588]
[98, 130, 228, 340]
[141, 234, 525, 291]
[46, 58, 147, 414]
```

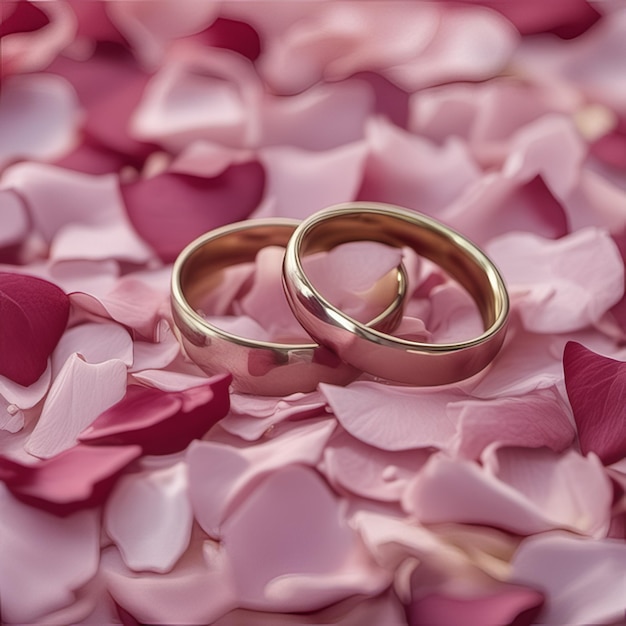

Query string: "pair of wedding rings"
[171, 202, 509, 395]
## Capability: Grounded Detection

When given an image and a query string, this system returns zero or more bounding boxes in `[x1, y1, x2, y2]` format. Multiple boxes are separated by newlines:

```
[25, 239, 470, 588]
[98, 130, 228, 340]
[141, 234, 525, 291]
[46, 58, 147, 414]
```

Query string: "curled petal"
[0, 271, 69, 386]
[0, 444, 141, 516]
[564, 342, 626, 465]
[79, 375, 231, 455]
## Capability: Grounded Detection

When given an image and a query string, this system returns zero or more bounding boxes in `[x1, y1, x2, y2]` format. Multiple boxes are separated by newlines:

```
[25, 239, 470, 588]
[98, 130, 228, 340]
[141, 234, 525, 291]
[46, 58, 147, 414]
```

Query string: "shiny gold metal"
[283, 202, 509, 386]
[171, 219, 407, 395]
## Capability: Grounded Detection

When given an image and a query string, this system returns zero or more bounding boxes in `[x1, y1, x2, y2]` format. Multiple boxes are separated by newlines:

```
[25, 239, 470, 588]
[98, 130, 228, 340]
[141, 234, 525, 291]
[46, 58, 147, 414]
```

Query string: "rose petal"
[0, 271, 69, 386]
[449, 387, 575, 459]
[321, 428, 432, 502]
[486, 228, 624, 333]
[320, 381, 462, 451]
[511, 532, 626, 625]
[188, 418, 336, 536]
[403, 448, 612, 537]
[104, 461, 193, 573]
[221, 464, 389, 611]
[0, 484, 99, 623]
[563, 341, 626, 465]
[0, 189, 29, 252]
[0, 443, 141, 516]
[26, 354, 128, 458]
[79, 375, 230, 455]
[121, 164, 265, 263]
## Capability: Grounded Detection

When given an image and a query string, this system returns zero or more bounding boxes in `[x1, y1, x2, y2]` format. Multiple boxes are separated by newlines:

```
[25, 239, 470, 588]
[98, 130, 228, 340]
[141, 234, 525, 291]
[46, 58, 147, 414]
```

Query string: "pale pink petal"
[1, 1, 76, 76]
[407, 584, 544, 626]
[171, 141, 255, 178]
[449, 387, 575, 459]
[100, 529, 237, 625]
[486, 228, 624, 333]
[0, 444, 141, 516]
[131, 368, 216, 392]
[79, 375, 230, 455]
[0, 163, 153, 262]
[0, 484, 99, 624]
[188, 418, 336, 536]
[358, 118, 481, 216]
[564, 342, 626, 465]
[51, 321, 134, 376]
[130, 321, 181, 372]
[403, 448, 612, 537]
[26, 354, 128, 458]
[130, 48, 261, 151]
[426, 282, 484, 343]
[388, 7, 518, 90]
[0, 397, 24, 434]
[502, 115, 586, 199]
[221, 464, 389, 611]
[0, 363, 51, 411]
[0, 271, 70, 386]
[0, 189, 29, 249]
[321, 428, 432, 502]
[107, 1, 219, 68]
[257, 142, 368, 220]
[260, 81, 374, 151]
[222, 390, 327, 441]
[105, 461, 193, 573]
[205, 314, 275, 343]
[320, 381, 461, 451]
[511, 533, 626, 625]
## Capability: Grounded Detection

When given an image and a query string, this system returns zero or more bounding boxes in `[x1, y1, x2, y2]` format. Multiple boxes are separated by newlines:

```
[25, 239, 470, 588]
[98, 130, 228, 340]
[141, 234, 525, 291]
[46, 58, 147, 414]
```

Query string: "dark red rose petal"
[564, 342, 626, 465]
[407, 584, 544, 626]
[0, 272, 70, 386]
[79, 375, 231, 455]
[0, 1, 50, 38]
[121, 163, 265, 262]
[0, 444, 141, 517]
[200, 17, 262, 61]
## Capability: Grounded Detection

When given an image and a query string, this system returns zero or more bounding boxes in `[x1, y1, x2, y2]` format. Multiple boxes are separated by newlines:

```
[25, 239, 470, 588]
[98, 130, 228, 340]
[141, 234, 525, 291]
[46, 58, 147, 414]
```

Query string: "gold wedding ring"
[170, 219, 407, 395]
[282, 202, 509, 386]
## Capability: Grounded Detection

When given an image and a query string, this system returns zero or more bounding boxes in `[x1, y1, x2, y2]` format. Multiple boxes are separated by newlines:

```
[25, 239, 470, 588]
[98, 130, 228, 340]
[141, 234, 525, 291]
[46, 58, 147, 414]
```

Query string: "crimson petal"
[564, 342, 626, 465]
[0, 272, 70, 386]
[79, 375, 231, 454]
[121, 163, 265, 263]
[0, 444, 141, 517]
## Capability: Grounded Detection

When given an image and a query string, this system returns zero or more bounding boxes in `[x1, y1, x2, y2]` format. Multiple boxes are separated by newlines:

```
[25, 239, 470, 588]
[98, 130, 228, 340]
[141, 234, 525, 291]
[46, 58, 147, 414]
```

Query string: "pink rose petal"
[26, 354, 128, 458]
[101, 529, 237, 625]
[0, 443, 141, 516]
[563, 341, 626, 465]
[0, 484, 99, 624]
[407, 583, 544, 626]
[0, 271, 69, 386]
[188, 418, 336, 536]
[104, 461, 193, 573]
[130, 321, 181, 372]
[0, 73, 81, 169]
[511, 532, 626, 625]
[0, 189, 29, 251]
[449, 387, 575, 459]
[121, 164, 265, 263]
[131, 368, 212, 392]
[79, 375, 230, 455]
[322, 428, 432, 502]
[403, 448, 612, 537]
[486, 228, 624, 333]
[320, 381, 462, 451]
[221, 464, 389, 611]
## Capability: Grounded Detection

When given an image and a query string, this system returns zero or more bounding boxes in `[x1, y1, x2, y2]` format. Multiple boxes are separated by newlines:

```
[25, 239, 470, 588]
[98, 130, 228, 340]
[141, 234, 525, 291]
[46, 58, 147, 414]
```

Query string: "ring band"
[283, 202, 509, 386]
[170, 219, 407, 395]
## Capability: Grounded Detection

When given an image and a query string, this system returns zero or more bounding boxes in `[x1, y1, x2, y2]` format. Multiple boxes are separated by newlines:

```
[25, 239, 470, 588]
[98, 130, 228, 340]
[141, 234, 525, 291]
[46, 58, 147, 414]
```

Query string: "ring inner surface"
[298, 211, 505, 331]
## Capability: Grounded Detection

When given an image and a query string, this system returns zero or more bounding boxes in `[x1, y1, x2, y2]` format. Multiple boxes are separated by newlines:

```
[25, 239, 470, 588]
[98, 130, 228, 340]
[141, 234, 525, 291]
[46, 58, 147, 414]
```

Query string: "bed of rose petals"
[1, 1, 626, 624]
